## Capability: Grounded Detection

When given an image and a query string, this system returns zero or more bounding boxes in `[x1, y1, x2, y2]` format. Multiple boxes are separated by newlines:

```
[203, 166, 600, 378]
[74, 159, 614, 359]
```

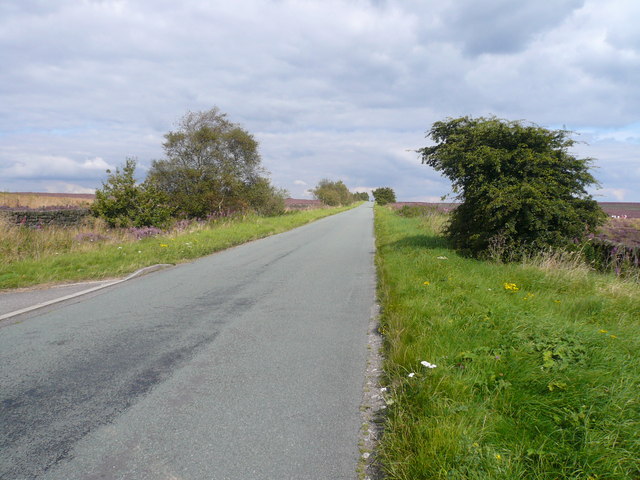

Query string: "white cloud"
[0, 0, 638, 201]
[293, 180, 307, 186]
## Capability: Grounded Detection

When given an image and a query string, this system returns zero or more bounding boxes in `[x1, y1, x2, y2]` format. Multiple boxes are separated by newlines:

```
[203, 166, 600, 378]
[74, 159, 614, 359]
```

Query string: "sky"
[1, 0, 639, 202]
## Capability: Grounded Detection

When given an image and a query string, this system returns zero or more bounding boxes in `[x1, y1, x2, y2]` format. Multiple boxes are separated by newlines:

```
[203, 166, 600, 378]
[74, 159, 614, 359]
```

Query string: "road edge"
[0, 264, 174, 322]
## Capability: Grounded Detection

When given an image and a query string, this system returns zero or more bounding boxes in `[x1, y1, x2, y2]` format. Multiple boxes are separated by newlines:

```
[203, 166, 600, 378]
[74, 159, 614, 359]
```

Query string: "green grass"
[0, 206, 353, 289]
[375, 206, 640, 479]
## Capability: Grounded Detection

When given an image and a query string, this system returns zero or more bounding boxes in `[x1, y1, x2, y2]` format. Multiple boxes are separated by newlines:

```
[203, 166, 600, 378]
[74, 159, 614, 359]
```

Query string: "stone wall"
[0, 208, 91, 227]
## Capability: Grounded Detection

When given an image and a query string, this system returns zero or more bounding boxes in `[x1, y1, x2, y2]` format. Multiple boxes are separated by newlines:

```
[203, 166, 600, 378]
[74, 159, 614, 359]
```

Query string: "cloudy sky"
[1, 0, 639, 201]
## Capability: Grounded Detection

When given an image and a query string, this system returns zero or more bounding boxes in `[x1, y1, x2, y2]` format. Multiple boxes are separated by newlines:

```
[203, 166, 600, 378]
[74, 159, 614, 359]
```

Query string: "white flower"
[421, 361, 437, 369]
[437, 256, 448, 260]
[117, 246, 123, 249]
[408, 372, 415, 378]
[380, 387, 387, 392]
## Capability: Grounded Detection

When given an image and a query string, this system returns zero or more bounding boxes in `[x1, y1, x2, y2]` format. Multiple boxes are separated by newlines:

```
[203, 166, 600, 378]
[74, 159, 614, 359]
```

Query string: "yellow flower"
[598, 329, 608, 334]
[423, 281, 431, 286]
[160, 244, 169, 248]
[610, 335, 618, 339]
[495, 454, 502, 461]
[503, 282, 519, 292]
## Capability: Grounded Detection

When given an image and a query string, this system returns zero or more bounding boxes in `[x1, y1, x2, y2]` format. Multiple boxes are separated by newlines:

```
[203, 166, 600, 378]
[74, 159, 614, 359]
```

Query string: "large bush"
[92, 158, 173, 228]
[419, 116, 607, 257]
[372, 187, 396, 205]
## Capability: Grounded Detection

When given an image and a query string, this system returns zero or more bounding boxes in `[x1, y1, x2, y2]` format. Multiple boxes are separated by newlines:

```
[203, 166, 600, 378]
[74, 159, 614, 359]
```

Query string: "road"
[0, 204, 376, 480]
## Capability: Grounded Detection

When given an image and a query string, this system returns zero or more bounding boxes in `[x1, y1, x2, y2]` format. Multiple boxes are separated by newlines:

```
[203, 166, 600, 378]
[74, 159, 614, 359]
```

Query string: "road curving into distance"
[0, 203, 376, 480]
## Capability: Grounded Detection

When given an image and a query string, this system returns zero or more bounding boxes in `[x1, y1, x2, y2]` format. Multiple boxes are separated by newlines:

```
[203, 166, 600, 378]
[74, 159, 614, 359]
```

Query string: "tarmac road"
[0, 203, 376, 480]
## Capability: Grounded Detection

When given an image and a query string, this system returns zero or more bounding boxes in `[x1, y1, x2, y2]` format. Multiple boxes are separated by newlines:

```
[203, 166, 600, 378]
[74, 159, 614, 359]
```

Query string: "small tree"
[419, 116, 607, 257]
[147, 107, 278, 217]
[372, 187, 396, 205]
[92, 158, 173, 228]
[353, 191, 370, 201]
[311, 179, 354, 206]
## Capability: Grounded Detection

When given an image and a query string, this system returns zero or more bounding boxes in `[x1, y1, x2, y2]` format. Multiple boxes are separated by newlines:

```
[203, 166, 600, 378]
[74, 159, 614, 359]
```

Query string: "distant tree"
[372, 187, 396, 205]
[312, 179, 354, 206]
[92, 158, 173, 228]
[146, 107, 282, 217]
[419, 116, 607, 257]
[353, 191, 370, 201]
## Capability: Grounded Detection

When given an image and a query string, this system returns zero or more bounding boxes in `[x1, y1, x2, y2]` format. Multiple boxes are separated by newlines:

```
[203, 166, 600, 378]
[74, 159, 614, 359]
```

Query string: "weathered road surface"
[0, 204, 376, 480]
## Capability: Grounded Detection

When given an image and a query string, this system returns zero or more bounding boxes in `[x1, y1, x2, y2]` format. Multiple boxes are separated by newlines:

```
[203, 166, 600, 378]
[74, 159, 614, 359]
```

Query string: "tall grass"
[0, 206, 353, 289]
[375, 206, 640, 479]
[0, 192, 94, 208]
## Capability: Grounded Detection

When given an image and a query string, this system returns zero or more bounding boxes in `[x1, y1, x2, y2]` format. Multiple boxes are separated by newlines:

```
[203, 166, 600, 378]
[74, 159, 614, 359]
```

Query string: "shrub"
[419, 116, 607, 258]
[92, 158, 174, 228]
[372, 187, 396, 205]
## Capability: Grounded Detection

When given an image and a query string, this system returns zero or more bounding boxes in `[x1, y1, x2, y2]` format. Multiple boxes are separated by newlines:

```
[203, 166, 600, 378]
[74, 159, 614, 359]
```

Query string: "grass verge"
[0, 206, 354, 290]
[375, 205, 640, 479]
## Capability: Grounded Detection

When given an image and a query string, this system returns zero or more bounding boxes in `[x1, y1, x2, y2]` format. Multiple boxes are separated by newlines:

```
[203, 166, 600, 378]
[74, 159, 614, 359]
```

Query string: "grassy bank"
[375, 206, 640, 479]
[0, 206, 353, 289]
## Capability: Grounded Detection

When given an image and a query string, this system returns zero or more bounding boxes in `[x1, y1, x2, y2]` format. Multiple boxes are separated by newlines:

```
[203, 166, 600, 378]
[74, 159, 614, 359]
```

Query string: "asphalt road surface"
[0, 204, 376, 480]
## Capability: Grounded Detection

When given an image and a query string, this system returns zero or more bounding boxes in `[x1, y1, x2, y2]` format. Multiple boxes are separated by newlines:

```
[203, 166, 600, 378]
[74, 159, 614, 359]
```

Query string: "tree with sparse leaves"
[147, 107, 285, 217]
[311, 179, 354, 206]
[419, 116, 606, 257]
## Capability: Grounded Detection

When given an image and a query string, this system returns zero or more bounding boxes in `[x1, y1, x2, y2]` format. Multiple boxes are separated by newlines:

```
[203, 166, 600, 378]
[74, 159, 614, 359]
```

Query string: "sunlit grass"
[375, 205, 640, 479]
[0, 191, 93, 208]
[0, 206, 353, 289]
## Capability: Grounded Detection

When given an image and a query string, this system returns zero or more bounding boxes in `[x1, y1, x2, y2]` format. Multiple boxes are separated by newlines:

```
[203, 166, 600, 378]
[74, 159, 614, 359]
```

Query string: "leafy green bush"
[372, 187, 396, 205]
[92, 158, 174, 228]
[419, 116, 606, 258]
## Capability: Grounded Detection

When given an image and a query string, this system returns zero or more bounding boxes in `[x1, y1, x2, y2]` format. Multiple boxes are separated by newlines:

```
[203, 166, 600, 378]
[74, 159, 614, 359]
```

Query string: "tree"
[419, 116, 607, 257]
[353, 191, 370, 201]
[146, 107, 281, 217]
[372, 187, 396, 205]
[92, 158, 173, 228]
[311, 179, 354, 206]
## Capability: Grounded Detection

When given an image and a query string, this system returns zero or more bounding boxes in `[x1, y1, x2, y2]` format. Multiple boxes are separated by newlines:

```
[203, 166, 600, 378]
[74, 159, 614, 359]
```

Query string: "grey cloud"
[433, 0, 585, 56]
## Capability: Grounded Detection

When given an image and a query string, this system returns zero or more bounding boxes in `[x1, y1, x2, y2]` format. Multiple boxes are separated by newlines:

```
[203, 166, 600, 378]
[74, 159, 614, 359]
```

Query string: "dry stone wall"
[0, 208, 91, 227]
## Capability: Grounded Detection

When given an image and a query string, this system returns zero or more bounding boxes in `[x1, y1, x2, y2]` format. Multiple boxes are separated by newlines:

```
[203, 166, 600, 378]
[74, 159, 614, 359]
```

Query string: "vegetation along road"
[0, 203, 376, 479]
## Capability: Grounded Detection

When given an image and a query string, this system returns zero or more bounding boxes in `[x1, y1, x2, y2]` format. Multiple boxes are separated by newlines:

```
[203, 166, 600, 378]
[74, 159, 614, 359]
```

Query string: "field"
[390, 202, 640, 219]
[0, 192, 95, 209]
[375, 206, 640, 479]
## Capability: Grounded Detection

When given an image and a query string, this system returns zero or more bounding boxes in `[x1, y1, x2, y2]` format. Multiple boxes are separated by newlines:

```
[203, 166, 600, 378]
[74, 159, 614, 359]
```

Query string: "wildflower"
[554, 300, 561, 303]
[423, 281, 431, 286]
[117, 246, 123, 250]
[437, 256, 448, 260]
[407, 372, 415, 378]
[380, 387, 387, 392]
[495, 454, 502, 461]
[598, 329, 608, 334]
[138, 250, 142, 254]
[610, 335, 618, 339]
[523, 293, 534, 300]
[503, 282, 519, 292]
[420, 360, 437, 369]
[160, 244, 168, 248]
